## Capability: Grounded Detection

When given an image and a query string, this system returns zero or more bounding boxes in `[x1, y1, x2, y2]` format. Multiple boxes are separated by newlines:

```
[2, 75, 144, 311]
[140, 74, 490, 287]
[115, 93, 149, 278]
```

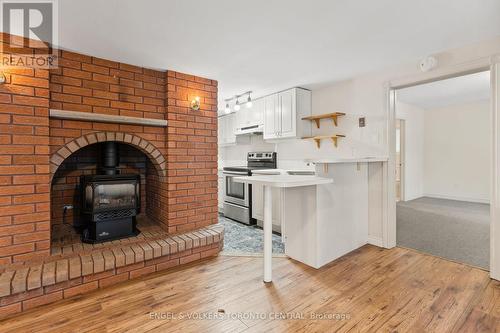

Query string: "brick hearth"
[0, 33, 221, 318]
[0, 224, 223, 318]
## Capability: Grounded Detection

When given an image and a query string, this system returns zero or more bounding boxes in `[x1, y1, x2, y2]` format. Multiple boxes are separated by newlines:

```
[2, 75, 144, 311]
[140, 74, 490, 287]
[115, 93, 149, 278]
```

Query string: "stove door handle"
[223, 171, 249, 175]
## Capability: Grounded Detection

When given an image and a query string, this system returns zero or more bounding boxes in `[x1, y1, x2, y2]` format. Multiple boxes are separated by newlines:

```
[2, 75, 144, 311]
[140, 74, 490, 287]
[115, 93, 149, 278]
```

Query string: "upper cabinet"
[218, 113, 237, 146]
[264, 94, 279, 139]
[263, 88, 311, 140]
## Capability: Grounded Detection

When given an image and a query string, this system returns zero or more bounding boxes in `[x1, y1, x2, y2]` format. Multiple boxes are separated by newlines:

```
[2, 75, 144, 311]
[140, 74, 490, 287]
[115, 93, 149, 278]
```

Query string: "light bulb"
[225, 103, 231, 114]
[234, 101, 241, 111]
[246, 95, 252, 108]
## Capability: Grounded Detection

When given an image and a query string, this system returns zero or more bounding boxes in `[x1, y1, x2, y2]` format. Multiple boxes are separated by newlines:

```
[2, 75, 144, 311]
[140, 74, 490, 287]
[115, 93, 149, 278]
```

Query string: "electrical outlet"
[359, 117, 366, 127]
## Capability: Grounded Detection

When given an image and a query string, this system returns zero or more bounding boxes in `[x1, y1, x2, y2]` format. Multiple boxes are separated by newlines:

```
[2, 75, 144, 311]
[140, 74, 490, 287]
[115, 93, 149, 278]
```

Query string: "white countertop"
[234, 175, 333, 188]
[307, 157, 388, 164]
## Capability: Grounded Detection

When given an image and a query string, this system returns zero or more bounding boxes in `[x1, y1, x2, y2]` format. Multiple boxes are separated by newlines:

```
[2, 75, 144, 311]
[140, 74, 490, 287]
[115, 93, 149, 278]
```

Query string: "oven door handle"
[223, 171, 249, 176]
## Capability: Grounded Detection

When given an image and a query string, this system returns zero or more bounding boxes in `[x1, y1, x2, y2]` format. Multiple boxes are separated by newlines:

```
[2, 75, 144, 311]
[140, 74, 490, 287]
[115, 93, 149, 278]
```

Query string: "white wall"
[423, 101, 490, 202]
[396, 102, 425, 200]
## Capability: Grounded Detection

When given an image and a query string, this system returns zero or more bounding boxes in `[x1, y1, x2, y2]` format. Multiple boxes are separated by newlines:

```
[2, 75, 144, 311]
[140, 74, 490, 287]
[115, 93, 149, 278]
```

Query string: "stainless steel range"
[223, 152, 277, 225]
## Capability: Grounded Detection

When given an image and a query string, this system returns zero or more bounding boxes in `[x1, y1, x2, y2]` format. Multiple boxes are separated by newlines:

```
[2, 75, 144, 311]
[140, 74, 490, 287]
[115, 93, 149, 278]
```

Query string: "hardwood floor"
[0, 245, 498, 332]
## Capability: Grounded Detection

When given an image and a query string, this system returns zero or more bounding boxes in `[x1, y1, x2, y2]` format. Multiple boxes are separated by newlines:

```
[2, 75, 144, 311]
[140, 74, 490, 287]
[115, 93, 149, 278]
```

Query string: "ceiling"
[397, 71, 491, 109]
[54, 0, 500, 108]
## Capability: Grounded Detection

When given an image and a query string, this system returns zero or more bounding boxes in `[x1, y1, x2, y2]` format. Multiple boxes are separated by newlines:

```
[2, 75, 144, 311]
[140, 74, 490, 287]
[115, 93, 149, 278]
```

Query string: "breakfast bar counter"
[234, 175, 333, 282]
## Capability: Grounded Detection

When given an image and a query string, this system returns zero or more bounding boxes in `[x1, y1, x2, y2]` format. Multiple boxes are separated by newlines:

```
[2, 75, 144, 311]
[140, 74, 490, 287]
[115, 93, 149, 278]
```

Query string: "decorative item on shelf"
[301, 135, 346, 149]
[302, 112, 346, 128]
[190, 96, 201, 111]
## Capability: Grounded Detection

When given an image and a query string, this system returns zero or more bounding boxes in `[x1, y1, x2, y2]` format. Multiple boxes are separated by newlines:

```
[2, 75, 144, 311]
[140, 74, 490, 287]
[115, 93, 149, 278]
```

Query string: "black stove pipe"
[101, 142, 119, 175]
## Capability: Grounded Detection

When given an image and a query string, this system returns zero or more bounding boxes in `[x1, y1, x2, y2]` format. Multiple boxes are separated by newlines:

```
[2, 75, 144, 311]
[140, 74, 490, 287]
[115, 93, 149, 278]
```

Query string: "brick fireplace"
[0, 34, 222, 318]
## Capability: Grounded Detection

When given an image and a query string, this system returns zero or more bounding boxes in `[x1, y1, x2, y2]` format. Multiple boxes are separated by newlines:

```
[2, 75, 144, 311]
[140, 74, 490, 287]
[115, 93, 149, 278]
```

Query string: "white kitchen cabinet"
[263, 87, 311, 140]
[218, 113, 236, 146]
[252, 184, 283, 233]
[264, 94, 279, 139]
[279, 88, 295, 138]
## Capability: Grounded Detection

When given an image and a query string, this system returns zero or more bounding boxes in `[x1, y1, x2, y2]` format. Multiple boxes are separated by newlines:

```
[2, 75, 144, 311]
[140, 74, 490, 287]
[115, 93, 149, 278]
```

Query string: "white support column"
[263, 185, 273, 282]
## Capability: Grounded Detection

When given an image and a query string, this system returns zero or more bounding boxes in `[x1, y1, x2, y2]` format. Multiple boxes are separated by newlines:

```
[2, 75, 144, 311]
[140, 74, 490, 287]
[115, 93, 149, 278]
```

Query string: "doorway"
[393, 71, 491, 269]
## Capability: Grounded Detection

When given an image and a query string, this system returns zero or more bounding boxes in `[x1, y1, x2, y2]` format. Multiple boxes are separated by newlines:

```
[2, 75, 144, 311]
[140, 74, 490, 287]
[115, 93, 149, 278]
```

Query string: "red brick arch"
[49, 132, 167, 179]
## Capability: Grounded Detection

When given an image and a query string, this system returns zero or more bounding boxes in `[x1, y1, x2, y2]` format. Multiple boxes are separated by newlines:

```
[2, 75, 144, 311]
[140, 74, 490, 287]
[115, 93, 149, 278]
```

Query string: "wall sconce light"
[0, 72, 6, 84]
[190, 96, 200, 111]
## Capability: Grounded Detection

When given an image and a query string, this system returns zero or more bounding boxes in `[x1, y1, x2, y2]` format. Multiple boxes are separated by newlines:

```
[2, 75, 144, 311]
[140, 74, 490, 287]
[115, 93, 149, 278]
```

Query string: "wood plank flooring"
[0, 245, 498, 333]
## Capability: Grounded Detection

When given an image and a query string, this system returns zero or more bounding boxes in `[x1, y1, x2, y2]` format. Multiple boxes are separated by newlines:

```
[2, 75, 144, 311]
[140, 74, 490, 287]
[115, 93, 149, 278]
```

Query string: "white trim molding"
[367, 236, 384, 248]
[421, 193, 489, 205]
[50, 109, 168, 127]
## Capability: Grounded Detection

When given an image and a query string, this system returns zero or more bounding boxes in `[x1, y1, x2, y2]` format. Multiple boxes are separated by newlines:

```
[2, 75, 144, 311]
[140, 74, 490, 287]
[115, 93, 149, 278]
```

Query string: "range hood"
[235, 123, 264, 135]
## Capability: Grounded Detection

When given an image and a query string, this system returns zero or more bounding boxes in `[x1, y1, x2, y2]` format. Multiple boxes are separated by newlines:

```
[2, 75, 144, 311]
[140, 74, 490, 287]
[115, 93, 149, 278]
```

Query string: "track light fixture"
[224, 91, 253, 113]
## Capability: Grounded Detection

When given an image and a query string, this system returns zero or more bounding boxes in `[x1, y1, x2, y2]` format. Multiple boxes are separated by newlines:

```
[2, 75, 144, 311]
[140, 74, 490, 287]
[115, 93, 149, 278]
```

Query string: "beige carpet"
[397, 197, 489, 269]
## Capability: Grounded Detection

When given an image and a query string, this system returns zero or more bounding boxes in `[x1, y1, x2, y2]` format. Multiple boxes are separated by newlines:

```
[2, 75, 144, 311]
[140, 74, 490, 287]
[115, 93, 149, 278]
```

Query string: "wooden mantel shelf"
[302, 112, 346, 128]
[302, 135, 346, 149]
[49, 109, 168, 127]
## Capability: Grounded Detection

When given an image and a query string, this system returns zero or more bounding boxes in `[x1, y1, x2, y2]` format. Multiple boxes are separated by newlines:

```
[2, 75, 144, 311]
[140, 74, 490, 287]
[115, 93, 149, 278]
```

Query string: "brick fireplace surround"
[0, 34, 222, 319]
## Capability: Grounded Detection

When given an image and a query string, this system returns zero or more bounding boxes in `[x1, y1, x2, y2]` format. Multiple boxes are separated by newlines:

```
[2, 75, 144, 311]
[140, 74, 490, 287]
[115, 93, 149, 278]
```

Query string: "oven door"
[223, 171, 250, 207]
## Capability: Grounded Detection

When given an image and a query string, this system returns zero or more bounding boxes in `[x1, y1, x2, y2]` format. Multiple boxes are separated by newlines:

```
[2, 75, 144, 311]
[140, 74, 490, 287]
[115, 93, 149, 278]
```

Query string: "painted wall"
[423, 101, 490, 203]
[396, 102, 425, 201]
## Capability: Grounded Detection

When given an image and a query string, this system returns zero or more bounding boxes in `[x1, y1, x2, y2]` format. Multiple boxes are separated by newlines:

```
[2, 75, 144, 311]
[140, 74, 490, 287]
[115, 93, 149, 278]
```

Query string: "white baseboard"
[367, 236, 384, 248]
[422, 193, 489, 204]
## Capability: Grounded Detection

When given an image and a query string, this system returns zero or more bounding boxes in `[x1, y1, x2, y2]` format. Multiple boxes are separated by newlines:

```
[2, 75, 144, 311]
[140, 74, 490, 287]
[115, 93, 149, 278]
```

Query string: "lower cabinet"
[252, 184, 283, 233]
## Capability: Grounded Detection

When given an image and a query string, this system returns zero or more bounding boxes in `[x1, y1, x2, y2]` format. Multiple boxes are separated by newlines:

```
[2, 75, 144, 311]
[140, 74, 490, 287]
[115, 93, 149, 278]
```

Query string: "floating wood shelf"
[302, 135, 346, 149]
[302, 112, 346, 128]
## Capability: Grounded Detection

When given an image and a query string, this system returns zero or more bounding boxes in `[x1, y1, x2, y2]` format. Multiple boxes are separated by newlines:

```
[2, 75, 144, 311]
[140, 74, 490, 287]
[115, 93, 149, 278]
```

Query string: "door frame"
[395, 119, 405, 202]
[384, 55, 499, 280]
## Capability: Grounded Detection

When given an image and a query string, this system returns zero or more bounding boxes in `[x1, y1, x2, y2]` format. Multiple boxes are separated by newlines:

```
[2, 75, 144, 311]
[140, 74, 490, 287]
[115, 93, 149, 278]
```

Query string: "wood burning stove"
[80, 142, 140, 243]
